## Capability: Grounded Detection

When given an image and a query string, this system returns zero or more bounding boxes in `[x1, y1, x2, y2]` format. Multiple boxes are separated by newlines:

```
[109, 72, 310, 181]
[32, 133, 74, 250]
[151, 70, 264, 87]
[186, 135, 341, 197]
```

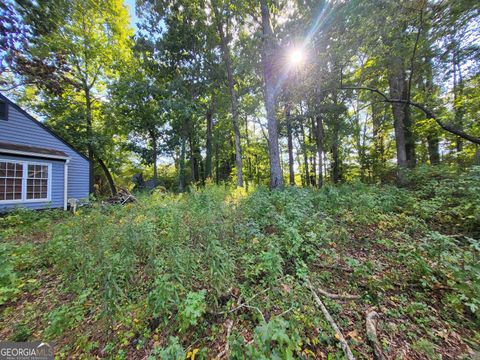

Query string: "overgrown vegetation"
[1, 166, 479, 358]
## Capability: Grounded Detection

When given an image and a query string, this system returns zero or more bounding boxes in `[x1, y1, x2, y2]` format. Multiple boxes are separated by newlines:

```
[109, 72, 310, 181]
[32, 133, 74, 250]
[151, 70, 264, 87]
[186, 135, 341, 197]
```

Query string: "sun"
[288, 48, 305, 66]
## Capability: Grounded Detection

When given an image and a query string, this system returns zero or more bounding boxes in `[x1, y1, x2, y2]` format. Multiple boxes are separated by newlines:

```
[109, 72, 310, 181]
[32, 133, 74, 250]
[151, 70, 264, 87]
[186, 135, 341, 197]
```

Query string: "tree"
[260, 0, 284, 190]
[4, 0, 133, 195]
[211, 0, 244, 187]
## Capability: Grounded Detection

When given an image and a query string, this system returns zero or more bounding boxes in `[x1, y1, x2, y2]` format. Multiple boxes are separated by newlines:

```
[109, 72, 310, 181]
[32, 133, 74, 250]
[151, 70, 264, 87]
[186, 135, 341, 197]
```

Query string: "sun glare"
[288, 48, 305, 66]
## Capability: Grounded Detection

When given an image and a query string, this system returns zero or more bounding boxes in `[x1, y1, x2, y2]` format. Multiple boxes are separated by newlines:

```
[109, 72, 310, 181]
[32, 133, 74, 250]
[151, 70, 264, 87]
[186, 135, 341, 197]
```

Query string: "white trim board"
[0, 148, 70, 161]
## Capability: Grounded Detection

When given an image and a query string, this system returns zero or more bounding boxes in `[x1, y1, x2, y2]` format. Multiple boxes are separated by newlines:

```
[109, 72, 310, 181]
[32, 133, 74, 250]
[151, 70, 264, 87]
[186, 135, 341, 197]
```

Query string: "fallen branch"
[315, 263, 354, 273]
[365, 310, 385, 360]
[216, 319, 233, 359]
[306, 278, 356, 360]
[317, 287, 361, 300]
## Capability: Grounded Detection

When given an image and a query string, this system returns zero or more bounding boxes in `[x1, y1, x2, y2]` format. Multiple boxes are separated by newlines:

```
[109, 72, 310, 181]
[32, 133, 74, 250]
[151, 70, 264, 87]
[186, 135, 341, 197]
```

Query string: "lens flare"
[288, 49, 305, 65]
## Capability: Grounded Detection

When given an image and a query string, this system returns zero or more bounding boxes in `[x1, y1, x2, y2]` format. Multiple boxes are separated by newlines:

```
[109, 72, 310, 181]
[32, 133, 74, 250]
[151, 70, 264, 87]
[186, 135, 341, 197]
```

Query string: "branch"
[316, 287, 361, 300]
[341, 86, 480, 144]
[0, 81, 31, 92]
[366, 310, 385, 360]
[306, 278, 356, 360]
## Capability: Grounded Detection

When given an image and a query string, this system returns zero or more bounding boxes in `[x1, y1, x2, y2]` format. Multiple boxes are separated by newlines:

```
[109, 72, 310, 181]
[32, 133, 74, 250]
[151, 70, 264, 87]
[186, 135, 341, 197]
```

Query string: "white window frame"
[0, 159, 52, 204]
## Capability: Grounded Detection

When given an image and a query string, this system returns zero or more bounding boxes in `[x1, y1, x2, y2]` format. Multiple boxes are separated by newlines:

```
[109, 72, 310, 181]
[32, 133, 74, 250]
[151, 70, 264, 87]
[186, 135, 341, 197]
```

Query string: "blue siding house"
[0, 94, 91, 212]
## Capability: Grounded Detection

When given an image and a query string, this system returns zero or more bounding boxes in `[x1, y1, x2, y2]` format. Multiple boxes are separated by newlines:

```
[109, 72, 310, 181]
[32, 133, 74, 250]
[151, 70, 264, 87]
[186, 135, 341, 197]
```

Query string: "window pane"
[7, 163, 15, 177]
[0, 162, 6, 177]
[6, 178, 14, 193]
[16, 163, 23, 177]
[0, 178, 4, 200]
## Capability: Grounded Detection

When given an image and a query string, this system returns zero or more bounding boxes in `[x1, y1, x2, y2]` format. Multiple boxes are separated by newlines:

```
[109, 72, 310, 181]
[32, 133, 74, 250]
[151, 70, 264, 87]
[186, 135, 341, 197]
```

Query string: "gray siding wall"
[0, 104, 90, 210]
[0, 154, 64, 211]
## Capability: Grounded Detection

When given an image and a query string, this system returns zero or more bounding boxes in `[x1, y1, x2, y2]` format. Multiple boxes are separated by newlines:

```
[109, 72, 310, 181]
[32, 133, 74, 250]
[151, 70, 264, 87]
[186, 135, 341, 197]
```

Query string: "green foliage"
[230, 318, 302, 359]
[149, 337, 185, 360]
[0, 243, 19, 305]
[179, 291, 207, 331]
[1, 168, 479, 357]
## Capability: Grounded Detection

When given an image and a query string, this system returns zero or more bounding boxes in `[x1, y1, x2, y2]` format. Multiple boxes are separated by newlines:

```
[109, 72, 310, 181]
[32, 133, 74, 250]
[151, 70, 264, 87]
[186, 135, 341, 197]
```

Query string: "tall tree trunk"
[371, 102, 385, 181]
[84, 87, 95, 194]
[285, 104, 295, 185]
[453, 50, 465, 153]
[97, 157, 116, 196]
[260, 0, 283, 190]
[245, 116, 252, 190]
[388, 56, 410, 185]
[205, 101, 214, 179]
[427, 135, 440, 165]
[331, 122, 340, 183]
[314, 115, 324, 188]
[213, 5, 243, 187]
[404, 106, 416, 168]
[190, 136, 201, 184]
[215, 140, 219, 185]
[189, 135, 196, 183]
[423, 56, 440, 165]
[149, 129, 158, 185]
[309, 118, 316, 186]
[179, 137, 186, 192]
[300, 120, 310, 186]
[331, 93, 341, 184]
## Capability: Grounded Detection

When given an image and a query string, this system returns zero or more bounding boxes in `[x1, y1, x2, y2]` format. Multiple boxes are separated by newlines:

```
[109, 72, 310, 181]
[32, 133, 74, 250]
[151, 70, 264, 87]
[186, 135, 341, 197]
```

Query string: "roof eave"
[0, 148, 71, 161]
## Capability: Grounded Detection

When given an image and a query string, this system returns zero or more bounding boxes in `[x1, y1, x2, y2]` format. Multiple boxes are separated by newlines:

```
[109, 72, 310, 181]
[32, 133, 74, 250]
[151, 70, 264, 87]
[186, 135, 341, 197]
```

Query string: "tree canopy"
[1, 0, 479, 192]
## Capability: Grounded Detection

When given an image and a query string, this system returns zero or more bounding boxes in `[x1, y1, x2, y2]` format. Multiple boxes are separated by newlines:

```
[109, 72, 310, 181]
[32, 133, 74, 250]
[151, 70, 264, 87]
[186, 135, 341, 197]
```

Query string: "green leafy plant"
[179, 290, 207, 331]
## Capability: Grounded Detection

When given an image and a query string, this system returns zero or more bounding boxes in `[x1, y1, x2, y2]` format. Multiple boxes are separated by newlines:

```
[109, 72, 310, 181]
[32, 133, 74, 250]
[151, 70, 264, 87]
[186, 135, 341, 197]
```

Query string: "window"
[0, 160, 51, 203]
[0, 162, 23, 201]
[0, 101, 7, 120]
[27, 164, 49, 199]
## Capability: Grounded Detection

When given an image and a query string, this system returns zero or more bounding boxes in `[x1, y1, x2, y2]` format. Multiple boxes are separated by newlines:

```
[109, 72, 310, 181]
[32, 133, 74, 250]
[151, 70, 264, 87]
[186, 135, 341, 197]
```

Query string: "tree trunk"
[215, 140, 219, 184]
[309, 118, 316, 186]
[388, 56, 410, 185]
[149, 129, 158, 185]
[97, 157, 116, 196]
[314, 115, 324, 188]
[423, 56, 440, 165]
[213, 5, 243, 187]
[205, 102, 214, 179]
[260, 0, 284, 190]
[189, 135, 196, 183]
[300, 120, 310, 186]
[245, 116, 252, 190]
[190, 138, 201, 184]
[85, 87, 95, 194]
[331, 93, 341, 184]
[453, 50, 465, 154]
[285, 104, 295, 185]
[427, 134, 440, 165]
[371, 102, 385, 181]
[331, 121, 340, 183]
[179, 137, 186, 192]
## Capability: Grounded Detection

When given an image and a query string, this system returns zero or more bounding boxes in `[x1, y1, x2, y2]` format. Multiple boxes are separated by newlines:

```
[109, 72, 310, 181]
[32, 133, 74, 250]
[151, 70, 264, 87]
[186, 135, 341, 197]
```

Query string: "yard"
[0, 166, 479, 359]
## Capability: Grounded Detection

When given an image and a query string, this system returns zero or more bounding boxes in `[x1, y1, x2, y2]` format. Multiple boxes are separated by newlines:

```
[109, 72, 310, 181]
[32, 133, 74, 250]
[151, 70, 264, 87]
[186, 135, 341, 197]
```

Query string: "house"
[0, 93, 91, 212]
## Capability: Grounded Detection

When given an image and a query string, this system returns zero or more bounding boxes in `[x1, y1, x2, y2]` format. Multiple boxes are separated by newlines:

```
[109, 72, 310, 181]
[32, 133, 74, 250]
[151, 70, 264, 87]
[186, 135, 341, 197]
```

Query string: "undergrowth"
[0, 166, 479, 359]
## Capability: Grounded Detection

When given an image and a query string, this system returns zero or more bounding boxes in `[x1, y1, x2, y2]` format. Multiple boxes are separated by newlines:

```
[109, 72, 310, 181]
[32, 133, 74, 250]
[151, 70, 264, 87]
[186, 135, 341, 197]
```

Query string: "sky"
[124, 0, 140, 33]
